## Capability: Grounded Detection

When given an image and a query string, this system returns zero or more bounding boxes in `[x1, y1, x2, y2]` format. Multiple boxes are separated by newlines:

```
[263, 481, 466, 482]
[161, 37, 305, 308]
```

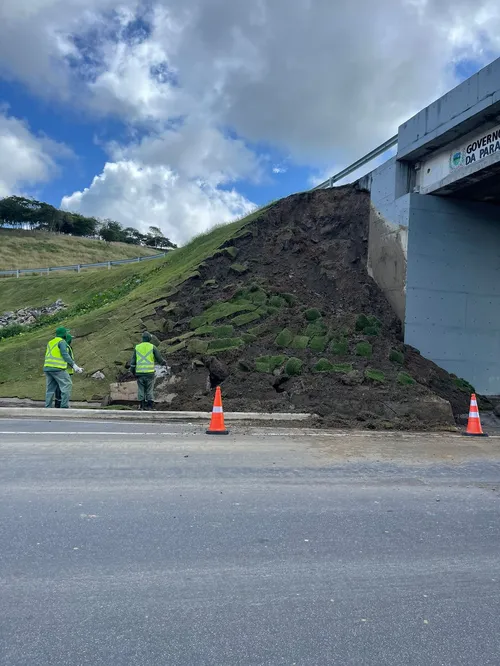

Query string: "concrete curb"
[0, 407, 315, 423]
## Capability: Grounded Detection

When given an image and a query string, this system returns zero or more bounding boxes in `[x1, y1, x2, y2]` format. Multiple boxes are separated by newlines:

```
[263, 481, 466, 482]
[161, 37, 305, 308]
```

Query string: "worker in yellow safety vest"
[43, 327, 83, 408]
[54, 333, 75, 408]
[129, 331, 166, 410]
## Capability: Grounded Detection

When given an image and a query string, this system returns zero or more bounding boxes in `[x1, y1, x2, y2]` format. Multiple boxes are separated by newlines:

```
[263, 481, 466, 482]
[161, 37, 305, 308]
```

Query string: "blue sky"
[0, 1, 497, 244]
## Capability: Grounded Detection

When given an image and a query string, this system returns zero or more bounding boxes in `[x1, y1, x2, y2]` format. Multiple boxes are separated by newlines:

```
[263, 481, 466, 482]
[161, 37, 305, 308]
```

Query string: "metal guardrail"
[312, 135, 398, 190]
[0, 252, 168, 278]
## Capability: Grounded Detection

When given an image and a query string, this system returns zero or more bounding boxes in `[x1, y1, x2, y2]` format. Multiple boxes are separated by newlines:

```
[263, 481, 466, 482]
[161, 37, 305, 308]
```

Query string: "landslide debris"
[123, 186, 477, 429]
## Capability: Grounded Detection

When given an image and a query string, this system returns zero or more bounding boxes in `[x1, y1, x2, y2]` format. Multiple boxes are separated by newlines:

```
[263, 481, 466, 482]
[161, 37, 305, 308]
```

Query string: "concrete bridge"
[318, 57, 500, 395]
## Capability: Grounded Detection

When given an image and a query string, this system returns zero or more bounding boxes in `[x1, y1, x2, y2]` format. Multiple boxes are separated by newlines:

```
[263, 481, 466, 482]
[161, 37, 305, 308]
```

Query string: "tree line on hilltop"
[0, 196, 177, 250]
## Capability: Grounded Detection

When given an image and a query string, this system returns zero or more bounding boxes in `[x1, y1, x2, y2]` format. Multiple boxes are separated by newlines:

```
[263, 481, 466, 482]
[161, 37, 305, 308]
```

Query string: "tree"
[99, 220, 127, 243]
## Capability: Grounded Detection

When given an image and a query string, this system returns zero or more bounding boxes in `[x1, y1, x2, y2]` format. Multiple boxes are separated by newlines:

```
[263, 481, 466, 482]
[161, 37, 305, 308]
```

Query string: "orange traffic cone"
[206, 386, 229, 435]
[463, 393, 488, 437]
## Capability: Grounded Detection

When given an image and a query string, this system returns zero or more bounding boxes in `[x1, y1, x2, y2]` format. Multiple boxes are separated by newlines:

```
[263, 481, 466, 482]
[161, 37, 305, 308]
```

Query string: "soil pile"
[123, 186, 479, 429]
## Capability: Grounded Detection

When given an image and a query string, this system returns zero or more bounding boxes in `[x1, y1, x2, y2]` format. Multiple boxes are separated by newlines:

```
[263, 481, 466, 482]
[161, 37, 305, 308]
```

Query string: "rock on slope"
[122, 186, 476, 429]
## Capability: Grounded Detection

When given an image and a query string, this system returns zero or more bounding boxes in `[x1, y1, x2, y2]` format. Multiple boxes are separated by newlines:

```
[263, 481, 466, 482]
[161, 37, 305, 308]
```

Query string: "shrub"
[389, 349, 404, 365]
[305, 308, 322, 322]
[207, 338, 244, 352]
[285, 357, 303, 376]
[364, 325, 380, 337]
[356, 341, 373, 358]
[355, 314, 370, 331]
[0, 323, 25, 340]
[242, 333, 258, 344]
[290, 335, 309, 350]
[187, 339, 209, 355]
[309, 336, 328, 352]
[213, 325, 234, 338]
[365, 368, 385, 383]
[397, 372, 416, 386]
[268, 295, 286, 308]
[274, 328, 294, 347]
[313, 359, 334, 373]
[255, 355, 286, 373]
[330, 338, 348, 356]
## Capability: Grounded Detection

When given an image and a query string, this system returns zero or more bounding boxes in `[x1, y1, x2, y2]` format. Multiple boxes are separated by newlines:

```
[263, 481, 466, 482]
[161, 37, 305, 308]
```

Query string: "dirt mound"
[121, 186, 478, 429]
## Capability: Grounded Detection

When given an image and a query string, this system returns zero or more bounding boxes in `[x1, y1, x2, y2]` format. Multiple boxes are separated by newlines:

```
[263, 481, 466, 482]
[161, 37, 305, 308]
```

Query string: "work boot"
[146, 400, 154, 411]
[139, 400, 145, 410]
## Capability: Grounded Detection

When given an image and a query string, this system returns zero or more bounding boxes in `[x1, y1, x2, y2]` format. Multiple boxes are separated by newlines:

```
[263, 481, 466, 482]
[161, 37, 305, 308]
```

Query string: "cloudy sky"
[0, 0, 499, 244]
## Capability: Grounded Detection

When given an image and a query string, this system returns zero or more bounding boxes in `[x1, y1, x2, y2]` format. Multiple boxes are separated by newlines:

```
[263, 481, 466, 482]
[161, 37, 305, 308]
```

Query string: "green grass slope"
[0, 210, 263, 400]
[0, 229, 158, 270]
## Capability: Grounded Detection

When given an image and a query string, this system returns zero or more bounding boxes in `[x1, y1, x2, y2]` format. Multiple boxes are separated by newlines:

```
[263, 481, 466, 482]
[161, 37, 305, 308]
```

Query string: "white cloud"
[2, 0, 500, 240]
[2, 1, 500, 165]
[0, 109, 70, 197]
[61, 160, 255, 244]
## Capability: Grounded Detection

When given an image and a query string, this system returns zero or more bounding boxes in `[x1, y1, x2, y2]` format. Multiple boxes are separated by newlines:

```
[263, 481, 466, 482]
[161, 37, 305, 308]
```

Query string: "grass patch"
[231, 310, 262, 326]
[194, 324, 216, 336]
[230, 263, 249, 274]
[224, 246, 238, 259]
[213, 325, 235, 338]
[189, 301, 255, 329]
[274, 328, 294, 348]
[356, 341, 373, 358]
[162, 340, 187, 355]
[397, 372, 416, 386]
[203, 279, 218, 288]
[309, 336, 328, 353]
[330, 338, 348, 356]
[356, 314, 382, 336]
[248, 289, 268, 305]
[187, 339, 209, 354]
[290, 335, 309, 350]
[305, 320, 328, 337]
[207, 338, 244, 353]
[304, 308, 322, 322]
[313, 359, 335, 373]
[453, 377, 475, 394]
[281, 293, 297, 306]
[268, 295, 286, 308]
[389, 349, 404, 365]
[285, 357, 303, 376]
[0, 228, 157, 271]
[364, 368, 385, 383]
[242, 333, 258, 344]
[255, 355, 286, 373]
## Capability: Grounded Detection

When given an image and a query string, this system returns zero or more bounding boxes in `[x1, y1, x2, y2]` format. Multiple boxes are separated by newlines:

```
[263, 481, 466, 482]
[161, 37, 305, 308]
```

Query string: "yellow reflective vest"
[44, 337, 68, 371]
[67, 345, 75, 375]
[135, 342, 155, 374]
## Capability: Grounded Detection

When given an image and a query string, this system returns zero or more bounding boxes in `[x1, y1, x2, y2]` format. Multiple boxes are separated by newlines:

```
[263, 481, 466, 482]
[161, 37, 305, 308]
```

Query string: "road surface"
[1, 419, 500, 665]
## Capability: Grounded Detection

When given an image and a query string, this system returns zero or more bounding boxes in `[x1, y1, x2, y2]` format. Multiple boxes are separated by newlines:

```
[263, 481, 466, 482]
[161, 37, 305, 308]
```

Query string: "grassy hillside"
[0, 229, 157, 270]
[0, 210, 263, 400]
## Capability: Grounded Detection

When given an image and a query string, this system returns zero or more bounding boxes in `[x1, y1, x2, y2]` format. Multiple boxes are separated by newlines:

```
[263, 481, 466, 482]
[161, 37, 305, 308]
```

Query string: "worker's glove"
[73, 365, 84, 374]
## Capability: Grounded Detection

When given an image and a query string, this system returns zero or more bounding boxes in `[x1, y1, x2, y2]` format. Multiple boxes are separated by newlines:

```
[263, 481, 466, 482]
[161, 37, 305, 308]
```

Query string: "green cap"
[142, 331, 152, 342]
[56, 326, 68, 338]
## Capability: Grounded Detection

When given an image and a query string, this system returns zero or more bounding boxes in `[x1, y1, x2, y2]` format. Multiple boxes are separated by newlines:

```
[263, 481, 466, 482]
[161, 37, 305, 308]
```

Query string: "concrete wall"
[359, 158, 410, 321]
[405, 194, 500, 394]
[398, 58, 500, 160]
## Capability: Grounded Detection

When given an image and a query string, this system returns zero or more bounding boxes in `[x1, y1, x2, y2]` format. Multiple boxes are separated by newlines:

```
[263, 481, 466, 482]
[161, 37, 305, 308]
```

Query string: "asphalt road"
[1, 420, 500, 665]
